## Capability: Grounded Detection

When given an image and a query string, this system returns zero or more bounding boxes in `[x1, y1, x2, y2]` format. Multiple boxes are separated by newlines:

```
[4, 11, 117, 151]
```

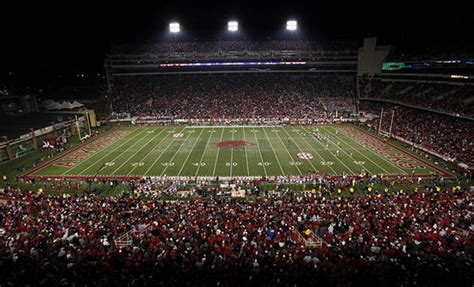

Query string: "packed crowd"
[112, 40, 358, 56]
[111, 74, 356, 120]
[360, 101, 474, 168]
[1, 183, 472, 286]
[359, 78, 474, 117]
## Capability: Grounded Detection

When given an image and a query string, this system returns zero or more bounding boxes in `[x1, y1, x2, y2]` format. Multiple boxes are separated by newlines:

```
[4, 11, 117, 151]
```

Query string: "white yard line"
[144, 127, 187, 175]
[212, 128, 226, 177]
[126, 128, 169, 175]
[178, 128, 205, 176]
[274, 128, 303, 175]
[280, 126, 319, 172]
[230, 129, 235, 177]
[300, 126, 357, 174]
[110, 128, 167, 175]
[252, 128, 268, 176]
[160, 128, 196, 176]
[320, 126, 391, 174]
[242, 127, 250, 176]
[75, 129, 147, 175]
[195, 127, 215, 176]
[262, 127, 286, 175]
[292, 126, 342, 174]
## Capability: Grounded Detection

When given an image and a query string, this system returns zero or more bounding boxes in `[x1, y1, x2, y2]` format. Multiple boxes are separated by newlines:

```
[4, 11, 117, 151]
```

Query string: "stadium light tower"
[286, 20, 297, 31]
[169, 22, 180, 33]
[227, 21, 238, 32]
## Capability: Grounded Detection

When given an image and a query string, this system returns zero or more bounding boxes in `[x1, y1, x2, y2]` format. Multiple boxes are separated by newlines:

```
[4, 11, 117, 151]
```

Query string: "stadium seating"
[111, 40, 358, 58]
[1, 185, 471, 286]
[360, 101, 474, 168]
[359, 78, 474, 117]
[111, 73, 356, 120]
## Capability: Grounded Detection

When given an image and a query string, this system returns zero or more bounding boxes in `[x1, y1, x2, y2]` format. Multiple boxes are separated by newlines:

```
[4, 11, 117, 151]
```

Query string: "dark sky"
[2, 1, 473, 78]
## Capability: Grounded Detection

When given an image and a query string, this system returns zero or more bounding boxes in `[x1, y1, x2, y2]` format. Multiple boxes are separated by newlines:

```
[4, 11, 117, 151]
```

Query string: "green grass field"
[25, 125, 449, 179]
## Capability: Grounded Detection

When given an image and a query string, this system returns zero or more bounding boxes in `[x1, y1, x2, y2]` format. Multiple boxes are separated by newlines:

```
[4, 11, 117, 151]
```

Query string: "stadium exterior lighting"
[169, 22, 180, 33]
[228, 21, 238, 32]
[286, 20, 297, 31]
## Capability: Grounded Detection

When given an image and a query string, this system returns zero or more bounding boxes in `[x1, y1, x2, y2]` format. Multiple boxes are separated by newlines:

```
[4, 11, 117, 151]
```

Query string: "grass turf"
[24, 124, 451, 179]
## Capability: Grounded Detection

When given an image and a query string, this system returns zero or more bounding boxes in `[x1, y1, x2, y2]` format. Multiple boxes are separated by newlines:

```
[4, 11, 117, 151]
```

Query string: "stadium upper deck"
[110, 40, 358, 59]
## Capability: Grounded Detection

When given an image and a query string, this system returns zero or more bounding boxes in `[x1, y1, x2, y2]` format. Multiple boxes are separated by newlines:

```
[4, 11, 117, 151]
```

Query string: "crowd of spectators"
[359, 78, 474, 117]
[111, 40, 358, 57]
[360, 101, 474, 168]
[1, 183, 472, 286]
[111, 73, 356, 120]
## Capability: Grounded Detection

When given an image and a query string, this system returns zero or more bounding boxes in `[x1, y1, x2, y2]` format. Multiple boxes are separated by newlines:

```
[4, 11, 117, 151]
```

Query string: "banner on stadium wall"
[130, 117, 357, 125]
[34, 126, 54, 137]
[135, 119, 174, 124]
[19, 133, 32, 140]
[231, 188, 246, 198]
[110, 118, 134, 123]
[54, 122, 66, 129]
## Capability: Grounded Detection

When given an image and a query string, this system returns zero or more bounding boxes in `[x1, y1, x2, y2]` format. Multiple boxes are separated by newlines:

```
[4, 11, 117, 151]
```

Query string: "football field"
[25, 125, 450, 179]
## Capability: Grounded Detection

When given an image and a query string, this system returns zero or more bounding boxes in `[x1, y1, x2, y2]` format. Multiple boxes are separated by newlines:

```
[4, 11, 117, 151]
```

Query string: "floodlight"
[169, 22, 180, 33]
[228, 21, 238, 32]
[286, 20, 297, 31]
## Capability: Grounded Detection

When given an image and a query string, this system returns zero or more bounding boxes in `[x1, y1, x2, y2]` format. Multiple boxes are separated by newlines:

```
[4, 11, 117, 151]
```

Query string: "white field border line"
[212, 128, 226, 176]
[339, 126, 409, 175]
[185, 125, 282, 128]
[144, 127, 187, 175]
[274, 127, 303, 175]
[195, 127, 215, 176]
[178, 128, 206, 176]
[159, 128, 196, 177]
[280, 127, 319, 173]
[252, 127, 268, 176]
[262, 127, 286, 175]
[60, 128, 141, 175]
[125, 128, 169, 175]
[242, 127, 250, 176]
[73, 129, 147, 176]
[321, 126, 393, 175]
[109, 128, 167, 175]
[300, 126, 357, 175]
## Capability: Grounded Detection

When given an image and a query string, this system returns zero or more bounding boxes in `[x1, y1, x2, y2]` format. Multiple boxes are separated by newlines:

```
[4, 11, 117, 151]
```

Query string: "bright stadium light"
[286, 20, 297, 31]
[169, 22, 180, 33]
[228, 21, 238, 32]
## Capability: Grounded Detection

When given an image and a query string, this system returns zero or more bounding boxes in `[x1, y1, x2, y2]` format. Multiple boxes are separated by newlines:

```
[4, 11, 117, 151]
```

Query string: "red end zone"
[21, 127, 126, 179]
[353, 126, 453, 178]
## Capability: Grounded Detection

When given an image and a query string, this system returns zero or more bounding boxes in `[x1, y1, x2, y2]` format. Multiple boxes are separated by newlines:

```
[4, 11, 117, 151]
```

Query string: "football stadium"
[1, 3, 473, 286]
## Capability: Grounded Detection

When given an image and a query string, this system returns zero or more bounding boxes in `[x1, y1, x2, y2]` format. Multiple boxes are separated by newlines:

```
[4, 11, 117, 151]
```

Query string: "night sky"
[2, 1, 473, 80]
